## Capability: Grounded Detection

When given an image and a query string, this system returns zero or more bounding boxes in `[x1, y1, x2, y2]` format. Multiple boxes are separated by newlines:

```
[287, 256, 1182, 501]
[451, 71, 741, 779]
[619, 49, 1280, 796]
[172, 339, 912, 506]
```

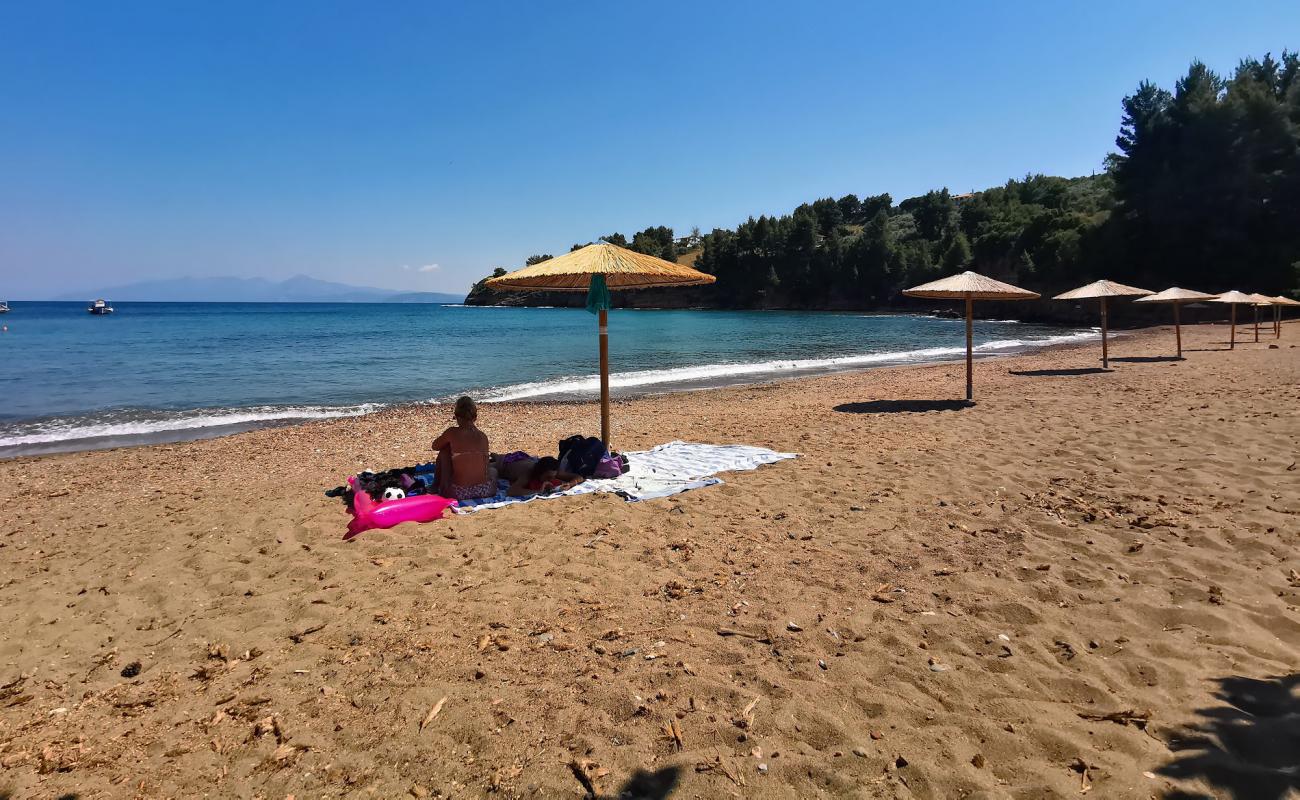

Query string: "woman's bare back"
[434, 425, 490, 486]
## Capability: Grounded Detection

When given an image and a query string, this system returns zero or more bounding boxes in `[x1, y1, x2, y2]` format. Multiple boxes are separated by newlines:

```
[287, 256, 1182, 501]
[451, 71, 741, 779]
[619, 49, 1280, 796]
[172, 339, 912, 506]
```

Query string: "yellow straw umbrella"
[902, 271, 1039, 400]
[1133, 287, 1219, 358]
[1247, 294, 1274, 343]
[1209, 291, 1254, 350]
[1052, 280, 1153, 368]
[1271, 295, 1300, 338]
[486, 242, 715, 445]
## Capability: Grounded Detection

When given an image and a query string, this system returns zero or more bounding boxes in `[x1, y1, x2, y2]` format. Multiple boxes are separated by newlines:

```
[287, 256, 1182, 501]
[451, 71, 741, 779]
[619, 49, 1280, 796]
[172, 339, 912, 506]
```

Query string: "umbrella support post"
[965, 297, 973, 401]
[1230, 305, 1236, 350]
[598, 309, 610, 446]
[1254, 306, 1259, 343]
[1174, 302, 1182, 359]
[1100, 297, 1109, 369]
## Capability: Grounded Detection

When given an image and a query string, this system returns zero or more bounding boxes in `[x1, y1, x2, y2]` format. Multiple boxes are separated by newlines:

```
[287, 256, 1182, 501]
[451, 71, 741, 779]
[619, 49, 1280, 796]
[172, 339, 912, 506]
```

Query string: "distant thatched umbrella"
[1210, 291, 1255, 350]
[1052, 280, 1153, 368]
[1271, 295, 1300, 337]
[486, 242, 715, 445]
[1246, 294, 1275, 343]
[902, 271, 1039, 400]
[1134, 287, 1219, 358]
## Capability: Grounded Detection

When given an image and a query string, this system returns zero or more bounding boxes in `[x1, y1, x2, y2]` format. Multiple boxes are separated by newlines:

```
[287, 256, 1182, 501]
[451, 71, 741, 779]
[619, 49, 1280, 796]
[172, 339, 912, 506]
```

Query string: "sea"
[0, 302, 1098, 457]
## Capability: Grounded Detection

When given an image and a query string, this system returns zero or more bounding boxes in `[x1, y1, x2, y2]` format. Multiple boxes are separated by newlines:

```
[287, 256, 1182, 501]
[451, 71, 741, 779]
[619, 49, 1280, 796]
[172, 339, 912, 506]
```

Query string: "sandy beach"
[1, 321, 1298, 799]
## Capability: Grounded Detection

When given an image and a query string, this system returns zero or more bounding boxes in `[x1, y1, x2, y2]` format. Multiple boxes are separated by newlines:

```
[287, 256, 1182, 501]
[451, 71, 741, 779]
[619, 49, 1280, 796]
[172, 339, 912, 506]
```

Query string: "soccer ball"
[381, 487, 405, 502]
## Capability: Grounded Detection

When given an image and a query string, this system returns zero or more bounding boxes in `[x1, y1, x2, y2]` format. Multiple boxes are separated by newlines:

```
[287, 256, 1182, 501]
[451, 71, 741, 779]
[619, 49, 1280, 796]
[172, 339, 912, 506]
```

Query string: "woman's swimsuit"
[451, 480, 497, 501]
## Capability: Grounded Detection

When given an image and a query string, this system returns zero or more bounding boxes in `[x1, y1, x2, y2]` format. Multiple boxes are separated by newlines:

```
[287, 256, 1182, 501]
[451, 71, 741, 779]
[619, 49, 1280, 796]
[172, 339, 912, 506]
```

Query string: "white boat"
[88, 299, 114, 315]
[0, 301, 9, 313]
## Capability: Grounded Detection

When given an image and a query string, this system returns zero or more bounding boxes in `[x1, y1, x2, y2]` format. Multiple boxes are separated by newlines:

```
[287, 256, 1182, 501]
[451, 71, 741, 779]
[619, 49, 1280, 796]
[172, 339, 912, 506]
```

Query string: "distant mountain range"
[58, 275, 465, 304]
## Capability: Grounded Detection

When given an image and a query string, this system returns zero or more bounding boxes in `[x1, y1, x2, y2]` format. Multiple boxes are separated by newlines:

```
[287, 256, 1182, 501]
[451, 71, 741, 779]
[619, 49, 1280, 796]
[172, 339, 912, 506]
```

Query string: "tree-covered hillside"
[469, 53, 1300, 310]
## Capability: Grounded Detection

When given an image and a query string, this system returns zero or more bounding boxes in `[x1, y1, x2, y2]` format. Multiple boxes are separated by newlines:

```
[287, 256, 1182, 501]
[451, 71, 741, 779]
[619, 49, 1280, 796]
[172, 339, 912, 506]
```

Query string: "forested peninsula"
[467, 55, 1300, 319]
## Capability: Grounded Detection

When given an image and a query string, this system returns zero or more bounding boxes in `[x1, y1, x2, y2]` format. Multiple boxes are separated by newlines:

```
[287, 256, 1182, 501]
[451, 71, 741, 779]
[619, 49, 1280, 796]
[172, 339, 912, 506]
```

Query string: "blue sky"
[1, 1, 1296, 298]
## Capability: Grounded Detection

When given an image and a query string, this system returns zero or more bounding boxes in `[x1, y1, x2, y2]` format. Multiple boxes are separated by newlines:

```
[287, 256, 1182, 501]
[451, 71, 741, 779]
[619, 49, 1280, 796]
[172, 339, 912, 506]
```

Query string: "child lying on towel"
[506, 456, 583, 497]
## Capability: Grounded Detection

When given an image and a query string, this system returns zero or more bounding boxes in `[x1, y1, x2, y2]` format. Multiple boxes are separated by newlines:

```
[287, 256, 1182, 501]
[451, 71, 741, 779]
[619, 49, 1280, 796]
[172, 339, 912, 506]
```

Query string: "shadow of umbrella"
[1109, 355, 1184, 363]
[1009, 367, 1111, 376]
[834, 399, 974, 414]
[1157, 673, 1300, 799]
[608, 766, 680, 799]
[572, 765, 680, 800]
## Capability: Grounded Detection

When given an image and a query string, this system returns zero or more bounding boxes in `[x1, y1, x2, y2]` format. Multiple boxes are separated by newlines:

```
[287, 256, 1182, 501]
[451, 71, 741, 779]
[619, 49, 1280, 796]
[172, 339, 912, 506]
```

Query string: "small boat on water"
[0, 301, 9, 313]
[88, 299, 114, 315]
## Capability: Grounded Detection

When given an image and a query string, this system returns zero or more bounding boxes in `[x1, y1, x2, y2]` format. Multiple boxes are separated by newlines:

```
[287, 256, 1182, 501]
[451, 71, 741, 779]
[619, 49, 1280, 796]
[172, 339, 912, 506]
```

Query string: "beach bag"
[593, 455, 621, 479]
[559, 435, 607, 478]
[593, 451, 630, 479]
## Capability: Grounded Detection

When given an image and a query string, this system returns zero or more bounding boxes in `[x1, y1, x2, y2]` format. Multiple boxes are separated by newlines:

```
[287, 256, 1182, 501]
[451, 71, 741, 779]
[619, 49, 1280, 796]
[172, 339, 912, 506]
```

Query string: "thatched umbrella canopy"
[1271, 295, 1300, 338]
[1210, 291, 1254, 350]
[485, 242, 715, 445]
[1134, 287, 1219, 358]
[1052, 280, 1153, 368]
[902, 271, 1039, 400]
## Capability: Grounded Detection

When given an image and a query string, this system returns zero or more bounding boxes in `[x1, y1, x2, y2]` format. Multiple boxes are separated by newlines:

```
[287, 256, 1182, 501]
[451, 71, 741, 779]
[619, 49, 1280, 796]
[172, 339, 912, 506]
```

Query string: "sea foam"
[0, 404, 382, 448]
[1, 328, 1099, 450]
[479, 329, 1099, 402]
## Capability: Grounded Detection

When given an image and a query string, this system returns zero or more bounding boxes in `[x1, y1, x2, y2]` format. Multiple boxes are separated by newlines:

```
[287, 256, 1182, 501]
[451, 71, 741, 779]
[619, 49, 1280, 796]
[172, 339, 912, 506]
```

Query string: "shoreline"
[0, 321, 1297, 798]
[0, 322, 1106, 460]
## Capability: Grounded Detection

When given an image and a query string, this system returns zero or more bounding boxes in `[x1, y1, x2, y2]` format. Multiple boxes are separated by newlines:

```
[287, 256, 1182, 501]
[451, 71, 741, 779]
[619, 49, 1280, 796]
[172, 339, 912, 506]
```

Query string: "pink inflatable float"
[344, 476, 457, 540]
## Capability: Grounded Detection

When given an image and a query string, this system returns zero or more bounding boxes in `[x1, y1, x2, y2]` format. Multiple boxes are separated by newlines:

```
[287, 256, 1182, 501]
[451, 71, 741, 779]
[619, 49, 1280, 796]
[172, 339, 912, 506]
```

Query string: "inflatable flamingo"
[344, 476, 457, 540]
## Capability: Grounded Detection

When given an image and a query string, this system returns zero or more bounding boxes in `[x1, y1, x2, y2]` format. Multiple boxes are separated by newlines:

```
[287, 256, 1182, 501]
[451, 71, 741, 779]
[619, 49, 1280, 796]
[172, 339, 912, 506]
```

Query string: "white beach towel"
[452, 441, 797, 513]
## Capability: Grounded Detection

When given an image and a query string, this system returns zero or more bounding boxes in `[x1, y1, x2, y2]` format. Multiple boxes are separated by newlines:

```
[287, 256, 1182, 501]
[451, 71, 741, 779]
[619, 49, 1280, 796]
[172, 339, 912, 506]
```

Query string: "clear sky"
[1, 1, 1296, 298]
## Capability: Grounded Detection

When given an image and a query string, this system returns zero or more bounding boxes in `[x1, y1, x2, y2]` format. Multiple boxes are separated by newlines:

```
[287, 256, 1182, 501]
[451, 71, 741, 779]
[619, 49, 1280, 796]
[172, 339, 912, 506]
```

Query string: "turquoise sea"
[0, 302, 1097, 456]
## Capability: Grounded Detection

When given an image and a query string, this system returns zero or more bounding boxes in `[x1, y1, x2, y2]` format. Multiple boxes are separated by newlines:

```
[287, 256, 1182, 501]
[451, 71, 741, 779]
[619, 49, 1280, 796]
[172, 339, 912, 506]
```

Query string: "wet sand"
[1, 322, 1298, 799]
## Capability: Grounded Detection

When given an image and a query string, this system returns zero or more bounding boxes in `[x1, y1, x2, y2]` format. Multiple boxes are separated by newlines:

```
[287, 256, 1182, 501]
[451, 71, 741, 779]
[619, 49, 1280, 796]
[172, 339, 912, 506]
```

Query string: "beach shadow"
[1109, 356, 1183, 363]
[1157, 673, 1300, 799]
[608, 766, 680, 799]
[834, 400, 973, 414]
[1008, 368, 1110, 377]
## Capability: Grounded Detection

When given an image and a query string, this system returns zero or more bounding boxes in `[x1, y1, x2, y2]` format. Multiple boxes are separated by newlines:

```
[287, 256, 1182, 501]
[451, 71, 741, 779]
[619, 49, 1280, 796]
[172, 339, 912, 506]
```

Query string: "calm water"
[0, 302, 1095, 455]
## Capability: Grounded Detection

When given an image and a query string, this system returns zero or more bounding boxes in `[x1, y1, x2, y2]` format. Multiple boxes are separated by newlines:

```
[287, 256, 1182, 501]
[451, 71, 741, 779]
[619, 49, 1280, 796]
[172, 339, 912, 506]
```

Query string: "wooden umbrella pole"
[598, 309, 610, 446]
[1254, 306, 1259, 343]
[1230, 305, 1236, 350]
[1100, 296, 1109, 369]
[1173, 302, 1182, 358]
[965, 296, 973, 401]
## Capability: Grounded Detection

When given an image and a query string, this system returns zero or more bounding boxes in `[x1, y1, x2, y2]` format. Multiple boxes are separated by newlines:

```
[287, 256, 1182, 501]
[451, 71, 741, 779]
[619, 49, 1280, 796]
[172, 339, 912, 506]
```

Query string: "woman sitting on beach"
[432, 396, 497, 500]
[506, 456, 583, 497]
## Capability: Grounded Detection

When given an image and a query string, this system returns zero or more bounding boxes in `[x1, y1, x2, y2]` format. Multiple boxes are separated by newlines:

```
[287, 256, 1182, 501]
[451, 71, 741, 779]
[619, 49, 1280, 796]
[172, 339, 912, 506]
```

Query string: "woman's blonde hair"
[454, 395, 477, 422]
